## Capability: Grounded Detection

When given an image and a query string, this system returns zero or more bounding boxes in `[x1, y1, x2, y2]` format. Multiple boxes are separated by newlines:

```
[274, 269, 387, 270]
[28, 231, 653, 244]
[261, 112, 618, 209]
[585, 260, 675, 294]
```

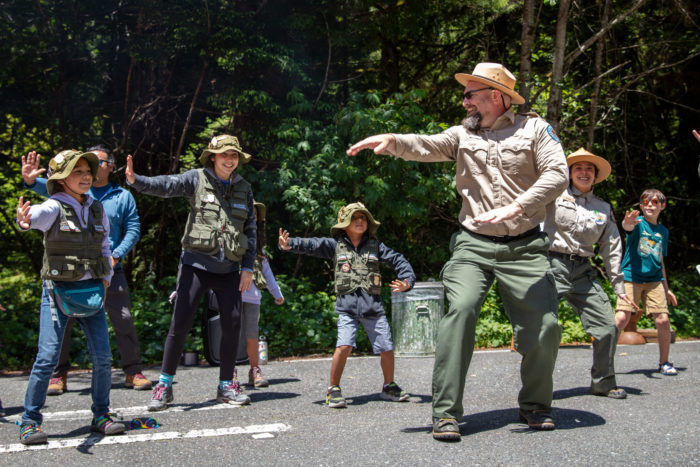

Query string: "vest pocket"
[45, 256, 82, 281]
[183, 224, 219, 254]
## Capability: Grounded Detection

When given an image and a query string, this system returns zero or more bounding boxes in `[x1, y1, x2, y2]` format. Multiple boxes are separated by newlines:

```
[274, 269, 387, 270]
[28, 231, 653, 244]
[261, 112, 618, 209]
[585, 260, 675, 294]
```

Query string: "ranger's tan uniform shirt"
[543, 186, 625, 295]
[393, 109, 568, 237]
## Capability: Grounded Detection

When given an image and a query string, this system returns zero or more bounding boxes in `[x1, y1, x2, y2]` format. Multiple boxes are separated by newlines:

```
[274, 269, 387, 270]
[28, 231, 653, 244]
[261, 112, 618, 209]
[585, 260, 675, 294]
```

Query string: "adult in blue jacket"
[21, 146, 151, 392]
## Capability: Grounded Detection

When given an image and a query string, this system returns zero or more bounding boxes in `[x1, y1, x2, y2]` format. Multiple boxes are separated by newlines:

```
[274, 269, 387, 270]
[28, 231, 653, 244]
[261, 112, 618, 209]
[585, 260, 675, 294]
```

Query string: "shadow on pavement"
[553, 385, 643, 400]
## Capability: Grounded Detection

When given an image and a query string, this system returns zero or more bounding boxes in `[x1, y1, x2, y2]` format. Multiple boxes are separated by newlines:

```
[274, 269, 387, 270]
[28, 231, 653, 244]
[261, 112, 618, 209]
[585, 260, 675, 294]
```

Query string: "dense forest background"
[1, 0, 699, 368]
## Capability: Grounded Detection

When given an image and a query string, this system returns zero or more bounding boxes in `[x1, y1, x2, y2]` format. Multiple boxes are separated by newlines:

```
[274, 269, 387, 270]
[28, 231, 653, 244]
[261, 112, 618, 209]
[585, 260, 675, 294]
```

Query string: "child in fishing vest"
[278, 202, 415, 408]
[16, 150, 125, 445]
[239, 201, 284, 388]
[125, 135, 256, 411]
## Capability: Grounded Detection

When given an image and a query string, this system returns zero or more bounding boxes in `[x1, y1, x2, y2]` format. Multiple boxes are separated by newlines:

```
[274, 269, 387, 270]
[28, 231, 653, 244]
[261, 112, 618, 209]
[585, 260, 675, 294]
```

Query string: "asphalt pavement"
[0, 340, 698, 465]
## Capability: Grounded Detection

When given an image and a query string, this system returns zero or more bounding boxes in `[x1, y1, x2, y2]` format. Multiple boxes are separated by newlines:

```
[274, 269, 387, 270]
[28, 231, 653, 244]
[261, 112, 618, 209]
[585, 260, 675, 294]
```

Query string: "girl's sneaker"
[659, 362, 678, 375]
[148, 382, 174, 411]
[91, 413, 126, 435]
[248, 366, 269, 388]
[216, 382, 251, 406]
[18, 422, 48, 445]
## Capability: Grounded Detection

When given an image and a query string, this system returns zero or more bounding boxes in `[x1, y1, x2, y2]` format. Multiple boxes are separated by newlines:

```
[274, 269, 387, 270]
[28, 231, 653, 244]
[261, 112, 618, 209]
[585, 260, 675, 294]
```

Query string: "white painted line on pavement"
[0, 422, 290, 454]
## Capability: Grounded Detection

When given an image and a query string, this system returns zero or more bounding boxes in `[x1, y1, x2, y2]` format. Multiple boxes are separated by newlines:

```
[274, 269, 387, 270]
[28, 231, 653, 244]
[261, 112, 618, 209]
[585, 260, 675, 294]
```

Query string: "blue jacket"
[26, 179, 141, 269]
[282, 233, 416, 317]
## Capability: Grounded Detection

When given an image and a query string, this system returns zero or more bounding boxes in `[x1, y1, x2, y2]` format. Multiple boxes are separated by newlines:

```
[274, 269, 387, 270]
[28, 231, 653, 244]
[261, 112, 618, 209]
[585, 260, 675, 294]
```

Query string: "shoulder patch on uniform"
[546, 125, 561, 143]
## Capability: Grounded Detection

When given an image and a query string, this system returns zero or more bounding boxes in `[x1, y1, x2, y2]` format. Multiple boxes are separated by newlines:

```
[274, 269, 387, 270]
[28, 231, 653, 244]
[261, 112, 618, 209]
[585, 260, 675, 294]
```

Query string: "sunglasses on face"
[642, 198, 660, 206]
[462, 87, 493, 100]
[98, 159, 115, 167]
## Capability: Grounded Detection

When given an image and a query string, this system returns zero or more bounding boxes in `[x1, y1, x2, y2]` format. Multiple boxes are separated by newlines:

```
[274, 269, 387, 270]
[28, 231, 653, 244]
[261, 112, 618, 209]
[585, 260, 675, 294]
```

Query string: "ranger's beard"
[462, 112, 482, 131]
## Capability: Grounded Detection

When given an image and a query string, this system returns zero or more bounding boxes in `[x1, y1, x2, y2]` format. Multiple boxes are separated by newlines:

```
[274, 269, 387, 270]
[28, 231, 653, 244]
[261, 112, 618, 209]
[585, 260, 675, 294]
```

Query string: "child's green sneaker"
[91, 413, 126, 435]
[18, 422, 48, 445]
[326, 385, 347, 408]
[380, 382, 410, 402]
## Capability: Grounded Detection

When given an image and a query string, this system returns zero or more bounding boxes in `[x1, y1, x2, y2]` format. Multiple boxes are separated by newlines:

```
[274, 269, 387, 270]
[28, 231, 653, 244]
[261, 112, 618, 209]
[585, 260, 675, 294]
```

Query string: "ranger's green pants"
[433, 229, 561, 420]
[549, 255, 619, 394]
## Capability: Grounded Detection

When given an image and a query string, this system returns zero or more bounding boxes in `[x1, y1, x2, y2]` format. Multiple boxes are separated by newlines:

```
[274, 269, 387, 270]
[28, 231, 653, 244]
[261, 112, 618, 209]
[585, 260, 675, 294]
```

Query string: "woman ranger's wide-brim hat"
[254, 201, 266, 221]
[46, 150, 99, 195]
[199, 134, 252, 167]
[566, 147, 612, 184]
[454, 62, 525, 105]
[331, 202, 380, 236]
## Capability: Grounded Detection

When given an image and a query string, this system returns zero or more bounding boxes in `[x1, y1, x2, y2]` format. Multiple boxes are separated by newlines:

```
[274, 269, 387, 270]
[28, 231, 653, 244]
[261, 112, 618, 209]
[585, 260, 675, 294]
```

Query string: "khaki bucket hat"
[254, 201, 266, 222]
[330, 202, 380, 236]
[566, 148, 612, 184]
[46, 150, 99, 195]
[455, 62, 525, 105]
[199, 134, 252, 167]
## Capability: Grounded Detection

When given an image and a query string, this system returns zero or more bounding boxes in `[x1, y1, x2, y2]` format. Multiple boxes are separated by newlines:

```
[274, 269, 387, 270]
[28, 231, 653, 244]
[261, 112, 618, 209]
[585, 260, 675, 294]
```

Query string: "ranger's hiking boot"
[432, 417, 460, 441]
[379, 382, 410, 402]
[518, 409, 555, 430]
[125, 373, 152, 390]
[147, 382, 174, 412]
[18, 422, 48, 445]
[47, 374, 67, 396]
[216, 382, 251, 406]
[91, 413, 126, 435]
[248, 366, 269, 388]
[590, 387, 627, 399]
[326, 385, 347, 408]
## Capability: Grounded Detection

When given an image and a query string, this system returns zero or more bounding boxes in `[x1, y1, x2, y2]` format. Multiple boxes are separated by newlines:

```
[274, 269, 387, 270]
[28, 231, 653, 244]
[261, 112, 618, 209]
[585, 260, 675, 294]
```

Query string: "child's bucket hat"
[46, 150, 99, 195]
[566, 148, 612, 184]
[454, 62, 525, 105]
[254, 201, 266, 221]
[200, 135, 252, 167]
[331, 202, 380, 236]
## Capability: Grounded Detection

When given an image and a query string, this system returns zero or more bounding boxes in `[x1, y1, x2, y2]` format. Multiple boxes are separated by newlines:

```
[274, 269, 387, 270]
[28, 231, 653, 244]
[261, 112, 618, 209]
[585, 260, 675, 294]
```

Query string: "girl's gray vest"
[334, 238, 381, 296]
[181, 169, 250, 262]
[41, 200, 110, 281]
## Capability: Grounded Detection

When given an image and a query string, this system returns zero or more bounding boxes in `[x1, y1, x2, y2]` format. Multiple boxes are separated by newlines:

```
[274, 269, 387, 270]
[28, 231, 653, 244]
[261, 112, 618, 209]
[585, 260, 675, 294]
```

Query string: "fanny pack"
[46, 279, 106, 318]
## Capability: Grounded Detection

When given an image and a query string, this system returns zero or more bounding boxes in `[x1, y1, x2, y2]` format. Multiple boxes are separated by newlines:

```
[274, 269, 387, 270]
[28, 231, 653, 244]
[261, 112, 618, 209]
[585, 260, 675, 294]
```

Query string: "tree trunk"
[518, 0, 536, 112]
[587, 0, 611, 148]
[546, 0, 570, 132]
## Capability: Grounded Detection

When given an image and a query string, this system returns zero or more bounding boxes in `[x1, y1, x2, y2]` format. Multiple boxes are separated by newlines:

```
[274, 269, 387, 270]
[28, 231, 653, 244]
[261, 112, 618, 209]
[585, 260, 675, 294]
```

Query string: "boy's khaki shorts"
[617, 281, 668, 315]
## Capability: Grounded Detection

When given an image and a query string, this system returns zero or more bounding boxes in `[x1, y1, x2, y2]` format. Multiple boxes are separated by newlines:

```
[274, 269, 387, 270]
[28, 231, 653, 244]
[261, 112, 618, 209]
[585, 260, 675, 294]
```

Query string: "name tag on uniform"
[205, 194, 217, 204]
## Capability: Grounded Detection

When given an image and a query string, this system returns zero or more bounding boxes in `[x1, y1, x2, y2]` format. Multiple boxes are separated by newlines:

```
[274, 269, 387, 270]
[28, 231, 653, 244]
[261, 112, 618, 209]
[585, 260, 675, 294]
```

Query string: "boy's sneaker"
[248, 366, 269, 388]
[47, 374, 67, 396]
[326, 385, 347, 408]
[147, 382, 174, 412]
[659, 361, 678, 375]
[380, 382, 410, 402]
[125, 373, 152, 390]
[216, 382, 251, 406]
[18, 422, 48, 445]
[91, 413, 126, 435]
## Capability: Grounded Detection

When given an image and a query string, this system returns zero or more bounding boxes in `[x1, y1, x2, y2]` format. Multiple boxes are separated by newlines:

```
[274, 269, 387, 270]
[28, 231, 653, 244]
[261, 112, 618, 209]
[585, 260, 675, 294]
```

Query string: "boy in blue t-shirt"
[616, 189, 678, 375]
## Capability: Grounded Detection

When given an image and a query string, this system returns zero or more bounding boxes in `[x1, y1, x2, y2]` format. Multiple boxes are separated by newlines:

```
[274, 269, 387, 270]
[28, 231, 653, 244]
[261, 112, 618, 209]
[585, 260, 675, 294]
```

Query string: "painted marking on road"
[0, 423, 290, 453]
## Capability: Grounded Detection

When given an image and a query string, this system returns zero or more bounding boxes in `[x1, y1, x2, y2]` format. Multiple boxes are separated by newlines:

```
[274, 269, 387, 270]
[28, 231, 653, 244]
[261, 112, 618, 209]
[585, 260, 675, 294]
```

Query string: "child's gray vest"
[252, 255, 267, 289]
[181, 169, 250, 262]
[41, 200, 110, 281]
[334, 238, 381, 296]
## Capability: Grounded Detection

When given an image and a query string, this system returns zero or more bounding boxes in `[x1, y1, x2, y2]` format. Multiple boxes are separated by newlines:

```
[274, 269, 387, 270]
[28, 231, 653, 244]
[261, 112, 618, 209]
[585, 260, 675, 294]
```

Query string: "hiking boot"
[590, 387, 627, 399]
[216, 382, 251, 406]
[19, 422, 48, 445]
[147, 382, 174, 412]
[432, 417, 460, 441]
[91, 413, 126, 435]
[518, 409, 555, 430]
[326, 385, 346, 408]
[248, 366, 269, 388]
[379, 382, 410, 402]
[659, 361, 678, 376]
[125, 373, 152, 390]
[47, 374, 67, 396]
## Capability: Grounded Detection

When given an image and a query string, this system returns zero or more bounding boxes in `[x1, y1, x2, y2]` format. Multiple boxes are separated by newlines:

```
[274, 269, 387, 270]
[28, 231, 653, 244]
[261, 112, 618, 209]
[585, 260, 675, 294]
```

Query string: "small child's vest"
[334, 238, 381, 296]
[181, 169, 250, 262]
[41, 200, 111, 282]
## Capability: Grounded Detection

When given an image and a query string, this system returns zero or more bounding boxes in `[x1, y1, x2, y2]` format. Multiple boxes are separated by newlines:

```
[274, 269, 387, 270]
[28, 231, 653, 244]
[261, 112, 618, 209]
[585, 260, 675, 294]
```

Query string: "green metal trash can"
[390, 281, 445, 356]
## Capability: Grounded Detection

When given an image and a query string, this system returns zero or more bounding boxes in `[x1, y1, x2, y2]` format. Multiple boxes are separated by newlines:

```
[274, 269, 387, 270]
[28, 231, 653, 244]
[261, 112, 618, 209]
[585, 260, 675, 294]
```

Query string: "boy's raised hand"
[17, 196, 32, 229]
[21, 151, 46, 185]
[389, 279, 410, 293]
[278, 228, 291, 250]
[125, 154, 135, 184]
[622, 209, 641, 231]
